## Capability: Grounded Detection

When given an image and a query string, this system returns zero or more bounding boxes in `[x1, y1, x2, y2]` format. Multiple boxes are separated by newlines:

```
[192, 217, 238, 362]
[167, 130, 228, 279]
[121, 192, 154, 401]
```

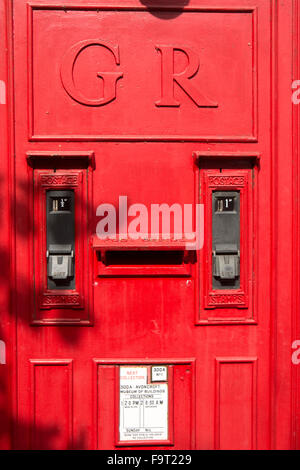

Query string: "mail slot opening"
[99, 250, 185, 266]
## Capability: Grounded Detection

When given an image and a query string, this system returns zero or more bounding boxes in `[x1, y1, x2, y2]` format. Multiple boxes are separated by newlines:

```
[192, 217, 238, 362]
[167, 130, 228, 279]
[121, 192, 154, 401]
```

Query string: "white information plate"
[151, 365, 168, 382]
[119, 366, 168, 442]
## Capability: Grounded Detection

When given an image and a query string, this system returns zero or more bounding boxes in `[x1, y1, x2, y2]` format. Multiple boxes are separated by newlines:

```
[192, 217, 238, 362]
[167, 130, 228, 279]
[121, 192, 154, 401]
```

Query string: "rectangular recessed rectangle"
[215, 358, 257, 450]
[195, 162, 258, 325]
[94, 359, 195, 449]
[30, 360, 73, 450]
[28, 5, 257, 142]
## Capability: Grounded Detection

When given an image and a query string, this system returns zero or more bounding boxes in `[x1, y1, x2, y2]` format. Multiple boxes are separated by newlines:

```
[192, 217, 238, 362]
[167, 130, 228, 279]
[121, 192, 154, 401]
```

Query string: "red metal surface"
[0, 0, 298, 450]
[31, 166, 94, 324]
[196, 165, 257, 322]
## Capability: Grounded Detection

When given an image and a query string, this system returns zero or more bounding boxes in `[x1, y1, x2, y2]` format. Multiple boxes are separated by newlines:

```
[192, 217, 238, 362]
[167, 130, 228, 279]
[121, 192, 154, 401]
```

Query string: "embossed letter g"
[60, 39, 123, 106]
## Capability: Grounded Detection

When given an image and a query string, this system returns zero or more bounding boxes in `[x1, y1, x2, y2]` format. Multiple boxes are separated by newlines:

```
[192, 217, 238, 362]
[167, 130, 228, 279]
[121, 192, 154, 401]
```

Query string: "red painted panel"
[196, 165, 257, 323]
[30, 165, 93, 325]
[95, 360, 194, 450]
[215, 358, 257, 450]
[30, 360, 73, 450]
[0, 0, 296, 450]
[95, 365, 116, 450]
[292, 0, 300, 450]
[0, 0, 13, 450]
[28, 5, 256, 141]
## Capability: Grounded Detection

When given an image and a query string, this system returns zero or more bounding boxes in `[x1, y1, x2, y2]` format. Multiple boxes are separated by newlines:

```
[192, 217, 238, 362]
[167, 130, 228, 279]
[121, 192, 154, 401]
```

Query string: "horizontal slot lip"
[96, 266, 192, 278]
[91, 234, 197, 251]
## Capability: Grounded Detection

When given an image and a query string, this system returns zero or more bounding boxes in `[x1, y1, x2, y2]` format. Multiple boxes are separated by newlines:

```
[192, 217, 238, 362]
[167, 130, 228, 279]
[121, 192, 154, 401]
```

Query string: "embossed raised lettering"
[155, 45, 218, 108]
[208, 176, 245, 187]
[207, 293, 246, 306]
[60, 39, 123, 106]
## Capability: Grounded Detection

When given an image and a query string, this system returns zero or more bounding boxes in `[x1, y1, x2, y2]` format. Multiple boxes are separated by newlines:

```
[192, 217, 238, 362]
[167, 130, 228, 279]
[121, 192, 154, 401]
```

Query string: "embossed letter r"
[155, 45, 217, 108]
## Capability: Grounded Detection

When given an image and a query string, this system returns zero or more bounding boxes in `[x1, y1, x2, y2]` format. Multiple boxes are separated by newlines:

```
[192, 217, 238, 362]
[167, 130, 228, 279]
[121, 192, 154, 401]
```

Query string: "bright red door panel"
[0, 0, 296, 449]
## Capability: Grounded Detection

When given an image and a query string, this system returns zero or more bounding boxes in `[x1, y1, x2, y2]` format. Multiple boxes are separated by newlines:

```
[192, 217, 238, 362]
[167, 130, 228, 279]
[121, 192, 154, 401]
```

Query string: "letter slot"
[212, 191, 240, 289]
[46, 190, 75, 290]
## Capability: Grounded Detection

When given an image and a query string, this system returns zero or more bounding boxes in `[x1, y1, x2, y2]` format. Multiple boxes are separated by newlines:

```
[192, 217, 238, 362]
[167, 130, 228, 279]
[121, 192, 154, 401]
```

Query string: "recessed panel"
[94, 360, 195, 449]
[215, 358, 257, 450]
[29, 6, 256, 141]
[30, 360, 73, 450]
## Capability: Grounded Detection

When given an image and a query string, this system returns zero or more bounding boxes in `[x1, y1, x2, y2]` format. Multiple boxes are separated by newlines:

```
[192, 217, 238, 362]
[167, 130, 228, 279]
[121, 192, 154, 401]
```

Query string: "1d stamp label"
[119, 365, 168, 442]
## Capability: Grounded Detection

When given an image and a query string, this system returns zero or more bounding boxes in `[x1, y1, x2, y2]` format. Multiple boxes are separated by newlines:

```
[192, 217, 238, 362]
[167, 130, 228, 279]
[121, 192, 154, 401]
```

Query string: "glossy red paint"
[0, 0, 298, 450]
